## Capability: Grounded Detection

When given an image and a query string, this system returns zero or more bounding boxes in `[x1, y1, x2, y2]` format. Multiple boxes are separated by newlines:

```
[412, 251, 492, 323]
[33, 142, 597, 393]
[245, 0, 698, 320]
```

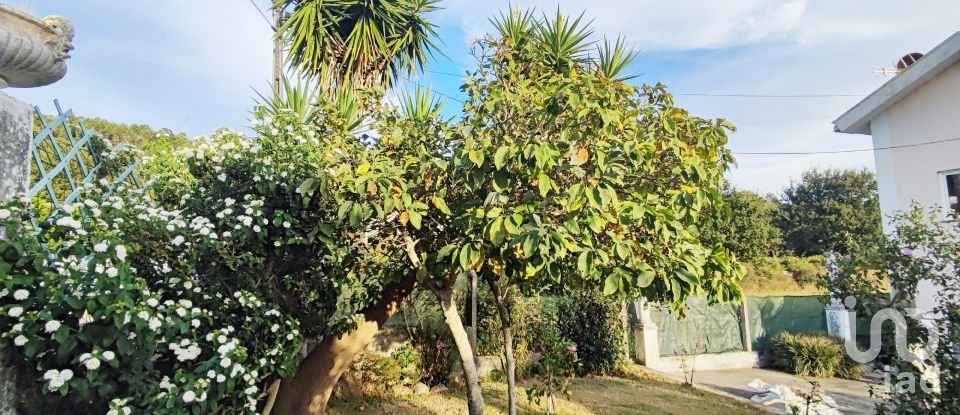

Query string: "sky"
[6, 0, 960, 195]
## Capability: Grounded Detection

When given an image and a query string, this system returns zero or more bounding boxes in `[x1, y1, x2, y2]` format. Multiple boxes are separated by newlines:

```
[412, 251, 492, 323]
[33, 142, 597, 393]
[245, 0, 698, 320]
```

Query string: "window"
[942, 170, 960, 214]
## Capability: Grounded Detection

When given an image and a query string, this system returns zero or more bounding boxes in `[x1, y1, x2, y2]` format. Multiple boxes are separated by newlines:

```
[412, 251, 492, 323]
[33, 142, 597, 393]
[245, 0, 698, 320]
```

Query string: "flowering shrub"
[0, 188, 300, 414]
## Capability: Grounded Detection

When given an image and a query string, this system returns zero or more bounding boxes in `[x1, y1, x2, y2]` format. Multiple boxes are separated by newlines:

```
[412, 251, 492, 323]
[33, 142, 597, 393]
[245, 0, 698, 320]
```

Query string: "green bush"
[768, 332, 865, 379]
[782, 255, 822, 287]
[339, 352, 404, 396]
[394, 289, 455, 386]
[476, 290, 559, 377]
[556, 291, 623, 376]
[391, 343, 422, 384]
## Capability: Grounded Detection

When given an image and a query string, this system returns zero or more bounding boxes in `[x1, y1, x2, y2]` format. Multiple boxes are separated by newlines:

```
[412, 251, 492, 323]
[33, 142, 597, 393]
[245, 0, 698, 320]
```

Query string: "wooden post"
[272, 4, 283, 97]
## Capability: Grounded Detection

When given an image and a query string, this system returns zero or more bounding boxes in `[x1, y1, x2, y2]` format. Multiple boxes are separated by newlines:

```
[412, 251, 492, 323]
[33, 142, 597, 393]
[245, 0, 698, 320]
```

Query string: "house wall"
[869, 63, 960, 313]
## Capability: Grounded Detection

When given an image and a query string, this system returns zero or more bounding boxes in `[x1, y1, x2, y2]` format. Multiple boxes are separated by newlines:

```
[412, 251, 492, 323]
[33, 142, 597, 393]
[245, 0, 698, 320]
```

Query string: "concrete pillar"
[632, 299, 660, 369]
[740, 299, 753, 352]
[0, 92, 32, 199]
[0, 91, 33, 415]
[824, 252, 855, 341]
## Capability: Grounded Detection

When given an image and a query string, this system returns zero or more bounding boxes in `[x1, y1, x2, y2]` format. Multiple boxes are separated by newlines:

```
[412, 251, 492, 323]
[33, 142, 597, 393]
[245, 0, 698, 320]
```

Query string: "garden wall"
[650, 295, 827, 357]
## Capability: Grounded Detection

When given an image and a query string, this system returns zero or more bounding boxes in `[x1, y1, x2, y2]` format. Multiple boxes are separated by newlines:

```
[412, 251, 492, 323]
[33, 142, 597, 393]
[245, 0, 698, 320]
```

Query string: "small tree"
[442, 8, 745, 413]
[778, 168, 882, 256]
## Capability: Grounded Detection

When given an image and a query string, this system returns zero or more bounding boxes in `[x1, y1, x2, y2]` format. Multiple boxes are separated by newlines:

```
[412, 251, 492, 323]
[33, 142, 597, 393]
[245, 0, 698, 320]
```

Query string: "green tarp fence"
[648, 295, 828, 357]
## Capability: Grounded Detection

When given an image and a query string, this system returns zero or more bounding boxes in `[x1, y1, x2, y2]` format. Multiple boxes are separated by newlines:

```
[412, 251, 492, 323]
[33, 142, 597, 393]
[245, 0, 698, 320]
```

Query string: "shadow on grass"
[329, 376, 766, 415]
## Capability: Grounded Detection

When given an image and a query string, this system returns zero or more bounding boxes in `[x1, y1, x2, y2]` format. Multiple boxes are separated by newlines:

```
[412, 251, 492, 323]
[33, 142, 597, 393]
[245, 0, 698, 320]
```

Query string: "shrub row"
[768, 332, 865, 379]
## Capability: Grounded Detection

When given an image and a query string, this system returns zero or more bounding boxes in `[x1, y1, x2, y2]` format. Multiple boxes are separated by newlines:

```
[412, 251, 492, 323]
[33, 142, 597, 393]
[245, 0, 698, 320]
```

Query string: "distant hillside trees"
[777, 168, 882, 256]
[700, 187, 782, 262]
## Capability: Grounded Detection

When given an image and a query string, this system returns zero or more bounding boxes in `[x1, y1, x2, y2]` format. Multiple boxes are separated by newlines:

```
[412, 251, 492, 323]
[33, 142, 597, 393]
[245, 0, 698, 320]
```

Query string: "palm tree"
[272, 0, 441, 92]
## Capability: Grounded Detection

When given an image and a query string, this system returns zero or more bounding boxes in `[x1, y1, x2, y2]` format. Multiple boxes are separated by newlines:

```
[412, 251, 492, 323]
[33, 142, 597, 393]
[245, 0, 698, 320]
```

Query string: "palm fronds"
[399, 85, 444, 122]
[535, 9, 594, 70]
[595, 36, 640, 82]
[274, 0, 440, 92]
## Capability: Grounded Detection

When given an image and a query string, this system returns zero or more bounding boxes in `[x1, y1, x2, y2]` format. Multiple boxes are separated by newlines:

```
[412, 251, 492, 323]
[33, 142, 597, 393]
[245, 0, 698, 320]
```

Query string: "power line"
[676, 93, 871, 98]
[249, 0, 276, 31]
[427, 70, 466, 77]
[735, 136, 960, 155]
[400, 76, 466, 104]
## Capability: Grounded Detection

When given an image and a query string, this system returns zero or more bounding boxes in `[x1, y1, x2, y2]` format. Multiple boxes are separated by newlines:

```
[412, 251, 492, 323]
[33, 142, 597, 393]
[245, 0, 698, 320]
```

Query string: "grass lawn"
[328, 374, 766, 415]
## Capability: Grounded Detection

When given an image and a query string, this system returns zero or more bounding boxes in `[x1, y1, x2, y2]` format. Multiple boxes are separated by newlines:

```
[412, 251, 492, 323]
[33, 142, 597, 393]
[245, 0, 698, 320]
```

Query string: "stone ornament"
[0, 4, 74, 88]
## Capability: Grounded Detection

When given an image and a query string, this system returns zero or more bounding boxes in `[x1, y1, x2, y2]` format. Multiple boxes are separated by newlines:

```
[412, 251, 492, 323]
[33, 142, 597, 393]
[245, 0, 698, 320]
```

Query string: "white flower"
[60, 369, 73, 381]
[13, 289, 28, 300]
[171, 235, 185, 246]
[106, 267, 118, 278]
[216, 374, 226, 383]
[282, 221, 291, 228]
[207, 370, 216, 379]
[45, 320, 61, 333]
[11, 323, 22, 332]
[84, 357, 101, 370]
[147, 298, 159, 307]
[115, 245, 127, 261]
[13, 335, 27, 346]
[220, 357, 232, 368]
[103, 351, 115, 361]
[93, 241, 109, 253]
[148, 318, 162, 331]
[0, 208, 10, 219]
[224, 198, 235, 207]
[182, 390, 196, 403]
[7, 307, 23, 317]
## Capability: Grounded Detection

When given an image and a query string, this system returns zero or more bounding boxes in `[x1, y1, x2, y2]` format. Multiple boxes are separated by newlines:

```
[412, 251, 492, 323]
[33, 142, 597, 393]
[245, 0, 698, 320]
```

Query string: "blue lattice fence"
[27, 100, 143, 227]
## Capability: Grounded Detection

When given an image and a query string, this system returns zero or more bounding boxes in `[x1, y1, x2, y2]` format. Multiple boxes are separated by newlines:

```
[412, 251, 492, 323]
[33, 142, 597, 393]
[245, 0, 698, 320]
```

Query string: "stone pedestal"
[0, 91, 31, 415]
[0, 91, 32, 199]
[825, 305, 855, 341]
[823, 253, 855, 341]
[633, 299, 660, 368]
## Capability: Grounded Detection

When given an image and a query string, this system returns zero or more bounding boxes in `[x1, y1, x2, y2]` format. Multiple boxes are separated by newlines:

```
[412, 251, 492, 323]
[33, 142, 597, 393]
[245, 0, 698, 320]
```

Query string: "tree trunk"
[485, 275, 517, 415]
[271, 279, 415, 415]
[433, 285, 485, 415]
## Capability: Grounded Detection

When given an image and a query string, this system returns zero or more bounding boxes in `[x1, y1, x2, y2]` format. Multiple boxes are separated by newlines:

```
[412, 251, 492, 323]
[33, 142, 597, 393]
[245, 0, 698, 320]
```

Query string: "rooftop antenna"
[871, 66, 898, 77]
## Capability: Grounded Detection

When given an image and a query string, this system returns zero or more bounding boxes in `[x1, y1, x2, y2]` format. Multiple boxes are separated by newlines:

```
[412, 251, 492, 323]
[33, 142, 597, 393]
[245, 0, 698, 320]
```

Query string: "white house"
[834, 32, 960, 313]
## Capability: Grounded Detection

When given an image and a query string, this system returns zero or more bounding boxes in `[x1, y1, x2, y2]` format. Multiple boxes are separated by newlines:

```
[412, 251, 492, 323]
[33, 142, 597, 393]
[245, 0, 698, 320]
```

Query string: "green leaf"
[603, 274, 620, 296]
[537, 173, 552, 197]
[356, 163, 370, 175]
[577, 251, 590, 275]
[675, 268, 698, 286]
[459, 245, 472, 270]
[494, 146, 510, 170]
[408, 209, 423, 229]
[489, 217, 506, 246]
[636, 268, 655, 288]
[469, 150, 485, 167]
[297, 178, 316, 195]
[521, 234, 538, 258]
[349, 204, 363, 227]
[431, 196, 452, 215]
[437, 244, 456, 260]
[337, 201, 354, 221]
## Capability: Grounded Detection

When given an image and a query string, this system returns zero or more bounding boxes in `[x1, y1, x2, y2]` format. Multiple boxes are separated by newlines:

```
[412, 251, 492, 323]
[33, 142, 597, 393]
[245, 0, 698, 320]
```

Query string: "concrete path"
[660, 368, 881, 415]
